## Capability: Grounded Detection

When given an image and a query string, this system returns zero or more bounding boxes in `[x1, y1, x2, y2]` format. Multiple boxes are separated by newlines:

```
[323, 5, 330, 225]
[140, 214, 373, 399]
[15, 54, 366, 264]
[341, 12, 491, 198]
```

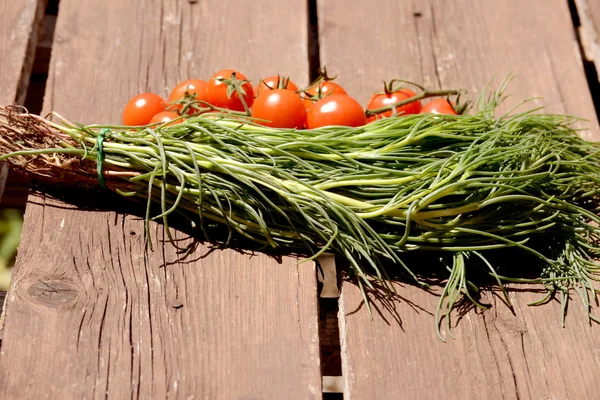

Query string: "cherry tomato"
[168, 79, 209, 113]
[306, 94, 366, 128]
[366, 89, 422, 122]
[122, 93, 166, 125]
[207, 69, 254, 112]
[420, 99, 457, 115]
[149, 111, 181, 125]
[255, 76, 299, 97]
[251, 89, 305, 129]
[303, 81, 347, 110]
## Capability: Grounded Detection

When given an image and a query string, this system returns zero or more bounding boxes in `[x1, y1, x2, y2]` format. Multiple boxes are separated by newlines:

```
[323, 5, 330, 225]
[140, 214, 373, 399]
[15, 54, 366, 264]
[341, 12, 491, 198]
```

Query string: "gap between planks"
[317, 254, 343, 394]
[307, 0, 322, 82]
[0, 290, 6, 344]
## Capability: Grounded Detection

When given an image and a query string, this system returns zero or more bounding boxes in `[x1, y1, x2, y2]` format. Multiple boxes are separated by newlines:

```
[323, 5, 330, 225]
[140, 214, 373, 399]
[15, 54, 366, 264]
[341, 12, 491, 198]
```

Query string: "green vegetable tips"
[0, 77, 599, 338]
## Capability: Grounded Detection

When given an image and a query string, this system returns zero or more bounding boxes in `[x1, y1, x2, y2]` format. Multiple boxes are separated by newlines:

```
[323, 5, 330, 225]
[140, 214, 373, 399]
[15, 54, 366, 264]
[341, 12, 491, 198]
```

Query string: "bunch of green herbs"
[0, 79, 599, 337]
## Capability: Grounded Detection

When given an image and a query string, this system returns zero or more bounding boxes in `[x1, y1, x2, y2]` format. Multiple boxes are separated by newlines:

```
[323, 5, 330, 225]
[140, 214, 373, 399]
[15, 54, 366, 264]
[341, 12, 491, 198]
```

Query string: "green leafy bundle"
[1, 81, 599, 335]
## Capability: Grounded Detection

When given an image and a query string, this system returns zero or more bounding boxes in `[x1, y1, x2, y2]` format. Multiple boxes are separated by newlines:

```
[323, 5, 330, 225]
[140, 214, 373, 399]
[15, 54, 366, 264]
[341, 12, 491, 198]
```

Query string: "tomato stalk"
[217, 72, 253, 116]
[382, 79, 426, 95]
[259, 76, 294, 90]
[188, 100, 249, 117]
[301, 66, 338, 91]
[299, 66, 344, 103]
[365, 89, 464, 116]
[168, 91, 200, 115]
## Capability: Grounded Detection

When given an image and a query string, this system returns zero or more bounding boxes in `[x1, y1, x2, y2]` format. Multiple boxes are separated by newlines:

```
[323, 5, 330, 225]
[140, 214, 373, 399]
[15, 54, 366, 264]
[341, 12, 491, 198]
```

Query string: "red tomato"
[303, 81, 347, 110]
[306, 94, 366, 128]
[168, 79, 209, 113]
[251, 89, 306, 129]
[366, 89, 422, 121]
[149, 111, 181, 125]
[421, 99, 457, 115]
[255, 76, 299, 97]
[207, 69, 254, 112]
[122, 93, 166, 126]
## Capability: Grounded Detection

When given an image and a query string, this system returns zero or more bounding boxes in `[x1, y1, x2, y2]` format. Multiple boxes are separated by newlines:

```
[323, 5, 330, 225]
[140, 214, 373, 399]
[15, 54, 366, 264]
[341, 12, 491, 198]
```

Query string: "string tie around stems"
[96, 128, 109, 189]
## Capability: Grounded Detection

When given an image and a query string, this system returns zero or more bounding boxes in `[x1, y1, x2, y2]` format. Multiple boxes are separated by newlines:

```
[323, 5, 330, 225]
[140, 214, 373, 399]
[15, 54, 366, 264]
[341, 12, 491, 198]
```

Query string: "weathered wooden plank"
[0, 0, 322, 399]
[0, 0, 43, 201]
[339, 283, 600, 399]
[1, 194, 321, 399]
[0, 0, 43, 343]
[575, 0, 600, 78]
[319, 0, 598, 137]
[39, 0, 310, 125]
[0, 0, 44, 106]
[318, 0, 600, 398]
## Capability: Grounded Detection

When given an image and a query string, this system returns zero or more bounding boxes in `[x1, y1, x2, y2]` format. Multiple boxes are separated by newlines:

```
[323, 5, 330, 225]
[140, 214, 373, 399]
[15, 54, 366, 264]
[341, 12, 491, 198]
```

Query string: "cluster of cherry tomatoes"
[121, 69, 458, 129]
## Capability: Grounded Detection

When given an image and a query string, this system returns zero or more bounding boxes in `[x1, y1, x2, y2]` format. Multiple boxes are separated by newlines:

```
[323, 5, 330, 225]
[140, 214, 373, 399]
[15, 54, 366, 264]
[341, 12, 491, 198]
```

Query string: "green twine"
[96, 128, 109, 189]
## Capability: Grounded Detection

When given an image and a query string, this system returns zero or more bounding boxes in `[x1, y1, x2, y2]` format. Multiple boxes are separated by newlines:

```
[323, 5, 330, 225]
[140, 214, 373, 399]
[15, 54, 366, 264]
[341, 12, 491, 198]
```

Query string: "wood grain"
[339, 283, 600, 399]
[575, 0, 600, 77]
[0, 0, 322, 398]
[319, 0, 599, 138]
[0, 0, 43, 344]
[318, 0, 600, 398]
[0, 0, 44, 106]
[0, 0, 43, 199]
[42, 0, 310, 124]
[1, 194, 321, 399]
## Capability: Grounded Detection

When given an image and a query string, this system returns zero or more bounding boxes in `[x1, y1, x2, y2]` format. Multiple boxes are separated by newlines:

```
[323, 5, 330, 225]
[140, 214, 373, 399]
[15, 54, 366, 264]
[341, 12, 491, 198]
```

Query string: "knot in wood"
[26, 279, 79, 308]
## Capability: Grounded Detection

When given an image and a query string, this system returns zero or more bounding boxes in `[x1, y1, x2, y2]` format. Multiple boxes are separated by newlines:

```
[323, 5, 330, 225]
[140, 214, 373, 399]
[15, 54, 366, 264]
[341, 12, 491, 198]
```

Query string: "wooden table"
[1, 1, 600, 399]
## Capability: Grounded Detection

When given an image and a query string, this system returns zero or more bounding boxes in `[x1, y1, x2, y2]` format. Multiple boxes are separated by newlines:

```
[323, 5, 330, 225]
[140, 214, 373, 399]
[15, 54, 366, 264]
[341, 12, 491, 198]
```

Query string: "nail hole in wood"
[171, 300, 184, 309]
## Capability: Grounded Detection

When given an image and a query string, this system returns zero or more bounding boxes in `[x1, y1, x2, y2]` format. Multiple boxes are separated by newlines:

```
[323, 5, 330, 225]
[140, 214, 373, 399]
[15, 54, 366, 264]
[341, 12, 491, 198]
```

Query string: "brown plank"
[0, 0, 44, 106]
[0, 0, 322, 399]
[319, 0, 598, 138]
[1, 194, 321, 399]
[575, 0, 600, 77]
[579, 0, 600, 27]
[318, 0, 600, 398]
[0, 0, 43, 341]
[339, 284, 600, 399]
[0, 0, 43, 201]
